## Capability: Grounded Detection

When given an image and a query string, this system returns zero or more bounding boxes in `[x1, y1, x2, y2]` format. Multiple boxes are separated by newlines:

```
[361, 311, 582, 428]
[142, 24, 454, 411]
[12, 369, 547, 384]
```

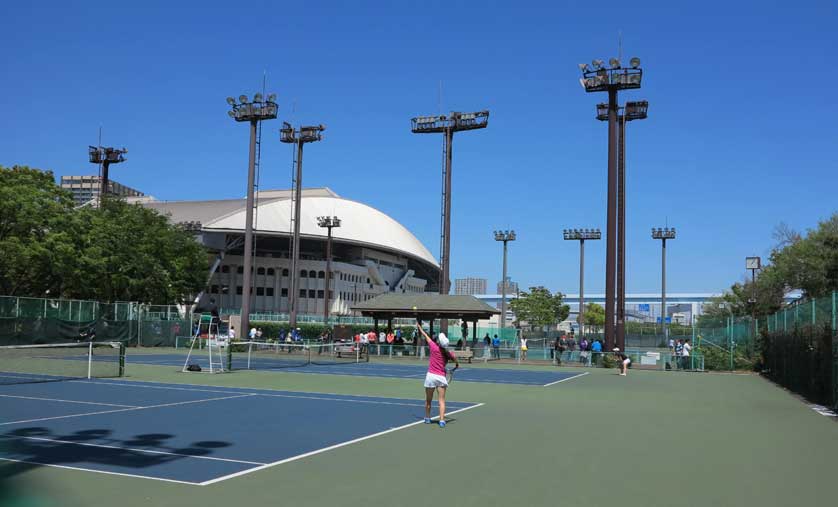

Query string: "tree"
[509, 286, 570, 330]
[582, 302, 605, 328]
[0, 165, 76, 296]
[0, 165, 208, 303]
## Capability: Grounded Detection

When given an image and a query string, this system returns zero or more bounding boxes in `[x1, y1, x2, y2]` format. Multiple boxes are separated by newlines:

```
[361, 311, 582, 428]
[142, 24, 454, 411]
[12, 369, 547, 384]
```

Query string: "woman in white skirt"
[416, 322, 459, 427]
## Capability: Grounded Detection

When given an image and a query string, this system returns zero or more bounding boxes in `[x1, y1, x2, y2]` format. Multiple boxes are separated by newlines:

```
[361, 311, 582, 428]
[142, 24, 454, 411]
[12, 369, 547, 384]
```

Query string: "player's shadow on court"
[0, 427, 232, 480]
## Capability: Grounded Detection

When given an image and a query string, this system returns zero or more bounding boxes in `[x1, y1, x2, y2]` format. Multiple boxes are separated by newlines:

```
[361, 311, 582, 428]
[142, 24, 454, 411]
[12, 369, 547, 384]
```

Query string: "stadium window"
[328, 290, 334, 299]
[300, 270, 308, 278]
[317, 290, 324, 298]
[318, 271, 325, 279]
[237, 266, 244, 274]
[281, 288, 288, 297]
[221, 265, 230, 273]
[282, 268, 289, 276]
[308, 270, 316, 278]
[266, 288, 274, 297]
[299, 289, 307, 298]
[308, 290, 315, 298]
[236, 286, 243, 295]
[366, 278, 371, 284]
[257, 267, 266, 275]
[267, 268, 275, 276]
[256, 287, 264, 296]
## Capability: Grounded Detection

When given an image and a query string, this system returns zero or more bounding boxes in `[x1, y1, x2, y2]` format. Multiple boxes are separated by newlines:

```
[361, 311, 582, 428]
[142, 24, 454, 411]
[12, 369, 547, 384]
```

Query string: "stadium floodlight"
[494, 230, 516, 330]
[317, 215, 342, 326]
[281, 122, 326, 328]
[87, 144, 127, 206]
[745, 256, 762, 340]
[652, 226, 676, 342]
[226, 91, 279, 336]
[630, 57, 641, 68]
[254, 92, 263, 102]
[596, 99, 649, 348]
[267, 93, 277, 102]
[411, 110, 490, 335]
[579, 54, 643, 351]
[579, 63, 589, 72]
[563, 227, 601, 339]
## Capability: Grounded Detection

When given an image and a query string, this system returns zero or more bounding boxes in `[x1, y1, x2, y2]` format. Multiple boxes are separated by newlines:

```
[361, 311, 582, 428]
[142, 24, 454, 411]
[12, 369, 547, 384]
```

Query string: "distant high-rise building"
[60, 175, 144, 206]
[455, 277, 487, 295]
[497, 277, 519, 295]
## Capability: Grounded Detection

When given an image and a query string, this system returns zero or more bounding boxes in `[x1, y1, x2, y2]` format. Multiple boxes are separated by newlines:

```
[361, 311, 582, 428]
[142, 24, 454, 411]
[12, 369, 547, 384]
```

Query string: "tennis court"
[0, 377, 480, 485]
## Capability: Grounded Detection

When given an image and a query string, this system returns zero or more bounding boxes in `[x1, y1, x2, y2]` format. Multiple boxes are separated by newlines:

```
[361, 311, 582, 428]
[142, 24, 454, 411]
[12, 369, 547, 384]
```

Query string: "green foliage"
[601, 353, 617, 369]
[582, 303, 605, 327]
[0, 165, 208, 303]
[509, 286, 570, 330]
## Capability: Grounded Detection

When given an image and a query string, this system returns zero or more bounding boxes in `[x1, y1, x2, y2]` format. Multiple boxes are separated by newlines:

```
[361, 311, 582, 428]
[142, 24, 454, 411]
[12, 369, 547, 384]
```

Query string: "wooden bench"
[451, 349, 474, 364]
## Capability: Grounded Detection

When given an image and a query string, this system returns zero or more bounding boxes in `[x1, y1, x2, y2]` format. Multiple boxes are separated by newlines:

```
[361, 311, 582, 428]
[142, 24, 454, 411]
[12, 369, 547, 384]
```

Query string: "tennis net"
[0, 341, 125, 385]
[227, 341, 369, 371]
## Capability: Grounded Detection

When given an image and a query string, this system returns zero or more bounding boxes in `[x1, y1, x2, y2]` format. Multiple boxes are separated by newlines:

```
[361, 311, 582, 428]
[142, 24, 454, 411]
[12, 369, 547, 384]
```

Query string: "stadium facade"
[135, 188, 439, 316]
[61, 175, 145, 206]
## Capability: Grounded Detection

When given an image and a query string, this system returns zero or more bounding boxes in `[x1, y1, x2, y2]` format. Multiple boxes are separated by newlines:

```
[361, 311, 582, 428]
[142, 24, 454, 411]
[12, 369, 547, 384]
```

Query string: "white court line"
[0, 394, 257, 426]
[0, 394, 138, 408]
[0, 457, 200, 485]
[0, 435, 266, 465]
[74, 379, 474, 408]
[543, 371, 589, 387]
[199, 402, 486, 486]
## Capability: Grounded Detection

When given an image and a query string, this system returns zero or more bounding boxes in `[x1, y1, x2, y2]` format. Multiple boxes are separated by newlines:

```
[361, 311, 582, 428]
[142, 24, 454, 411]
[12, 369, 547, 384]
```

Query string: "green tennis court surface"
[2, 362, 835, 507]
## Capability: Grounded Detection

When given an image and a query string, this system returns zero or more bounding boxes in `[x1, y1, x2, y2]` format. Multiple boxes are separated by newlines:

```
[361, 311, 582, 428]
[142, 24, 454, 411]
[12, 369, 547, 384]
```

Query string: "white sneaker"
[619, 373, 626, 376]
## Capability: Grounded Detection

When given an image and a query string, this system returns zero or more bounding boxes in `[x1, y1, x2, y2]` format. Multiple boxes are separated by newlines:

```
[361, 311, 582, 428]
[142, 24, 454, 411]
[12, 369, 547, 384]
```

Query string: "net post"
[226, 342, 233, 371]
[87, 341, 93, 379]
[118, 342, 126, 377]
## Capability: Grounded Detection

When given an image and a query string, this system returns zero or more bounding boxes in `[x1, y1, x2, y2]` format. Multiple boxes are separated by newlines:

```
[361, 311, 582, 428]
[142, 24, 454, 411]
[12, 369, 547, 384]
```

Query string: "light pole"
[317, 215, 341, 327]
[563, 228, 601, 338]
[494, 230, 516, 331]
[579, 56, 643, 351]
[281, 122, 326, 328]
[652, 227, 676, 344]
[88, 145, 127, 205]
[745, 256, 761, 348]
[596, 100, 648, 350]
[411, 111, 489, 335]
[226, 93, 278, 337]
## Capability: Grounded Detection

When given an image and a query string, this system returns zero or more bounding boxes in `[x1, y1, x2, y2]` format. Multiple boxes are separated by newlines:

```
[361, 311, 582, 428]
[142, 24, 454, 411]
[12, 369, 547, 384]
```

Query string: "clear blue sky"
[2, 1, 836, 295]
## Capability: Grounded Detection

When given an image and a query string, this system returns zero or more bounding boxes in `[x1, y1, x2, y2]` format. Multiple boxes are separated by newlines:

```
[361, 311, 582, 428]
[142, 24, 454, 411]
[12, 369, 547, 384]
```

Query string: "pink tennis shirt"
[427, 339, 454, 376]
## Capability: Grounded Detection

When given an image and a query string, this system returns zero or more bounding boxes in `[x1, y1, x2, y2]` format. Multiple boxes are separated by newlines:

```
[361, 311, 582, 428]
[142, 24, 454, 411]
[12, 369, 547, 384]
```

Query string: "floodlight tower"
[494, 230, 516, 330]
[563, 228, 601, 338]
[596, 100, 649, 349]
[281, 122, 326, 328]
[411, 111, 489, 334]
[745, 256, 761, 345]
[652, 227, 676, 344]
[88, 145, 127, 204]
[226, 92, 278, 336]
[317, 215, 341, 326]
[579, 56, 642, 351]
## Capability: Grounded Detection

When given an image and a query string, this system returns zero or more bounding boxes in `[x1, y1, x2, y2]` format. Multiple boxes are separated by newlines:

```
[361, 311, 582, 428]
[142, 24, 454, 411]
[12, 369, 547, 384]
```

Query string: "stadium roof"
[137, 188, 438, 268]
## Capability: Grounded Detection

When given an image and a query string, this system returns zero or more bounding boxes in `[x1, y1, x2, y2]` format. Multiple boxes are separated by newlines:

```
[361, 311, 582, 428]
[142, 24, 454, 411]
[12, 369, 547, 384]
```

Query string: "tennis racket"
[445, 366, 457, 383]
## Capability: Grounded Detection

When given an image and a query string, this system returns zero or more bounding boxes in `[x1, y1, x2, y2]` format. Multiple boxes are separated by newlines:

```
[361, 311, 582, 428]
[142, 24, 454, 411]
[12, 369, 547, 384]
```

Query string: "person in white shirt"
[228, 326, 236, 341]
[681, 339, 692, 370]
[520, 337, 528, 361]
[249, 327, 257, 340]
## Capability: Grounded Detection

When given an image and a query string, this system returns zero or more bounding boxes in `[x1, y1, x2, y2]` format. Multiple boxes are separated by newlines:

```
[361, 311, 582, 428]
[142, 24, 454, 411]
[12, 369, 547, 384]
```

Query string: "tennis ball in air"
[412, 306, 417, 311]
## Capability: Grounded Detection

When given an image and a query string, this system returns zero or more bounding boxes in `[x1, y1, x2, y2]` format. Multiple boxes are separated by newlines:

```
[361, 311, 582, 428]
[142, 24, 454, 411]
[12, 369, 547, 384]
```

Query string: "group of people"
[668, 338, 693, 370]
[552, 335, 604, 366]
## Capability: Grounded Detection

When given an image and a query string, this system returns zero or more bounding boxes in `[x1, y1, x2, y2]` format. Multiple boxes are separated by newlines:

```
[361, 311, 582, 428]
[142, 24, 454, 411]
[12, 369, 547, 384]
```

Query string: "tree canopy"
[581, 302, 605, 327]
[0, 165, 208, 303]
[509, 286, 570, 330]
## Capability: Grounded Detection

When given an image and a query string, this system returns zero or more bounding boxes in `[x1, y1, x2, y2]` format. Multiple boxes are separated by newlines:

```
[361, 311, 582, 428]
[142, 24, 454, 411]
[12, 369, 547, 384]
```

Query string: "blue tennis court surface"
[0, 377, 481, 485]
[123, 352, 585, 386]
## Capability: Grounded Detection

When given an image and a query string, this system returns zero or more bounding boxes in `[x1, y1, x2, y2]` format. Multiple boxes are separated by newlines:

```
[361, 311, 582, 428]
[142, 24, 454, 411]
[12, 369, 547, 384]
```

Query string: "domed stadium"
[135, 188, 439, 316]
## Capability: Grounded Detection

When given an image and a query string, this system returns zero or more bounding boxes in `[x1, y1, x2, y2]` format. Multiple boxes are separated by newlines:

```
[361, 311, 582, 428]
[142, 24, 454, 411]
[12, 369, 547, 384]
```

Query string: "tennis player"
[416, 321, 459, 427]
[613, 347, 631, 376]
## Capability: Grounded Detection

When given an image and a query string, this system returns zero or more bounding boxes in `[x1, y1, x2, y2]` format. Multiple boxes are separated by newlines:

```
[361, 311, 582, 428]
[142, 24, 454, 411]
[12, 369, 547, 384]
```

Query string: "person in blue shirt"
[591, 339, 603, 366]
[491, 334, 501, 359]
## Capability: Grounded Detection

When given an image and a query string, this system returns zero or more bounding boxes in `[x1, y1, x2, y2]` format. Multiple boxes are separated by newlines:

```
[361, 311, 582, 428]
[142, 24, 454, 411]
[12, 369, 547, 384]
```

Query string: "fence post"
[832, 291, 836, 332]
[812, 298, 816, 326]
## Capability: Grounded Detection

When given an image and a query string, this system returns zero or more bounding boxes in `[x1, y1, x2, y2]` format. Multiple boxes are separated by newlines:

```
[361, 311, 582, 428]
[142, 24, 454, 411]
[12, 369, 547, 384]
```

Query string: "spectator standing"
[591, 339, 602, 366]
[249, 327, 257, 340]
[492, 334, 501, 359]
[675, 339, 684, 369]
[520, 336, 528, 361]
[228, 326, 236, 341]
[256, 327, 263, 341]
[681, 339, 692, 370]
[580, 338, 589, 366]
